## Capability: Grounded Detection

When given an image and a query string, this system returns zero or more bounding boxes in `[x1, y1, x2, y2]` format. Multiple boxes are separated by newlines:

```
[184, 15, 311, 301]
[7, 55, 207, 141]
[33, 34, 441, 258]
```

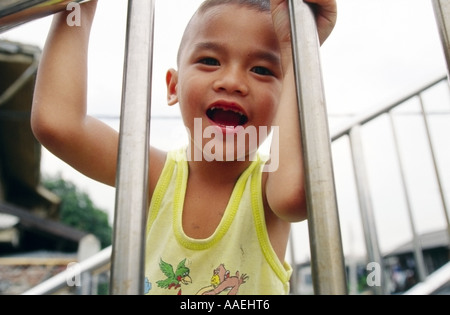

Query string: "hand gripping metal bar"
[287, 0, 347, 295]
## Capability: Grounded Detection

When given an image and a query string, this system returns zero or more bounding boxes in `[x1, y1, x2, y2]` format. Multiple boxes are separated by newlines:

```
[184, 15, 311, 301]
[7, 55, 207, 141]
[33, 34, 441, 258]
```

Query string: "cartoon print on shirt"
[196, 263, 249, 295]
[156, 258, 192, 295]
[144, 277, 152, 294]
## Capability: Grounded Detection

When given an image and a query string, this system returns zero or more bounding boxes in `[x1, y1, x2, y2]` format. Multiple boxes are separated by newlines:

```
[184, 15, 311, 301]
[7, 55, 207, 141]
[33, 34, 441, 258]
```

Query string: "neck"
[185, 142, 256, 185]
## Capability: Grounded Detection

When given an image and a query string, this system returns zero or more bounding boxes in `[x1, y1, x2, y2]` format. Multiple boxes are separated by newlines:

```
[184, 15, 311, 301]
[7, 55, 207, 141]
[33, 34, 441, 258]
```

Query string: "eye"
[198, 57, 220, 66]
[251, 66, 274, 76]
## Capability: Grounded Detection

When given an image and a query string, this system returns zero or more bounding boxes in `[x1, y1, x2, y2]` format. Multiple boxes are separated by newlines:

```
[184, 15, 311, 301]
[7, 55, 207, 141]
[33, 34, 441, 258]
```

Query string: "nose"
[213, 65, 249, 96]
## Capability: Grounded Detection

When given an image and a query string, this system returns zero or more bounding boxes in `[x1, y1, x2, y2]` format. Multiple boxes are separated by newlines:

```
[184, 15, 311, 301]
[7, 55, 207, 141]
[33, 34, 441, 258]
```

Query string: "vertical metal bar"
[347, 226, 358, 295]
[417, 94, 450, 252]
[110, 0, 155, 295]
[388, 112, 427, 282]
[432, 0, 450, 78]
[348, 126, 388, 295]
[287, 0, 347, 295]
[289, 232, 299, 294]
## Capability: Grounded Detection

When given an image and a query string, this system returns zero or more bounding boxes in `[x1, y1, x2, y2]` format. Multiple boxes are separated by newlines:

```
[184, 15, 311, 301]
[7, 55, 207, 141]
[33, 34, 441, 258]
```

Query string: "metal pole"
[432, 0, 450, 79]
[289, 232, 299, 294]
[418, 94, 450, 252]
[0, 0, 90, 33]
[110, 0, 155, 295]
[288, 0, 347, 295]
[0, 49, 40, 107]
[22, 246, 112, 295]
[388, 112, 428, 283]
[348, 126, 388, 295]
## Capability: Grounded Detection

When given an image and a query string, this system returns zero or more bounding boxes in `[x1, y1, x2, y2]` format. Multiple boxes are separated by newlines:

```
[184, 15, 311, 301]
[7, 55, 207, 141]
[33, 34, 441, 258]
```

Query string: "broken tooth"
[210, 106, 246, 117]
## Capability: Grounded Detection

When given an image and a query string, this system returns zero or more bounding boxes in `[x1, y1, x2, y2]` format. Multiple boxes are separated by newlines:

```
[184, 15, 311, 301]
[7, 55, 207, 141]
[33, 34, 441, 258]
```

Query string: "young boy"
[31, 0, 336, 295]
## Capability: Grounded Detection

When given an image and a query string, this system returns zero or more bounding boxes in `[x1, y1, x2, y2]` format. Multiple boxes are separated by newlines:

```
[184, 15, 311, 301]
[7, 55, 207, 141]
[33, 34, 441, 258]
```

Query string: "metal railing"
[332, 75, 450, 295]
[288, 0, 346, 295]
[5, 0, 344, 295]
[21, 73, 450, 295]
[4, 0, 449, 295]
[0, 0, 90, 33]
[432, 0, 450, 78]
[110, 0, 154, 295]
[404, 261, 450, 295]
[111, 0, 345, 295]
[22, 246, 111, 295]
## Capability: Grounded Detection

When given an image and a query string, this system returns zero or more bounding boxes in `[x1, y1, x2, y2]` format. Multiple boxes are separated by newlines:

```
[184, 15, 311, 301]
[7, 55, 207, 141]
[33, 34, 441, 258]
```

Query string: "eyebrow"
[193, 41, 280, 65]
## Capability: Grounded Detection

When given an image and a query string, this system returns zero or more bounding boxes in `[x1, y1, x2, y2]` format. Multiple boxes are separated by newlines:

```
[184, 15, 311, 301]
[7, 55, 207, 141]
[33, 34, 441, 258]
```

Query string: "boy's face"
[167, 4, 282, 160]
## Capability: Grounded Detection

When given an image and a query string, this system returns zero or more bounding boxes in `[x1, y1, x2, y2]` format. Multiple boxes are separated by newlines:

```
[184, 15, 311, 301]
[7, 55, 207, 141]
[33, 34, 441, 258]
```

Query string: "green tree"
[43, 174, 112, 249]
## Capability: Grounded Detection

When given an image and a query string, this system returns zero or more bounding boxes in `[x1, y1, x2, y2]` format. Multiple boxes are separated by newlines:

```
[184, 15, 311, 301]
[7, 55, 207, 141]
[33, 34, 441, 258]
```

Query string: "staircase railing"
[21, 73, 450, 295]
[2, 0, 449, 295]
[331, 75, 450, 295]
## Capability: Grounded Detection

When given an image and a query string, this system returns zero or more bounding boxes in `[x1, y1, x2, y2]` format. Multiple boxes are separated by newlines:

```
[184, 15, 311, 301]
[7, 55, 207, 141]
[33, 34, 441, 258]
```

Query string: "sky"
[1, 0, 449, 263]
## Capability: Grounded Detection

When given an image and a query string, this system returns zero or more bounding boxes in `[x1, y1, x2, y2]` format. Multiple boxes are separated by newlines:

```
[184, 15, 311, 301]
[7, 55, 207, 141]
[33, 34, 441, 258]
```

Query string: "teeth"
[210, 106, 245, 116]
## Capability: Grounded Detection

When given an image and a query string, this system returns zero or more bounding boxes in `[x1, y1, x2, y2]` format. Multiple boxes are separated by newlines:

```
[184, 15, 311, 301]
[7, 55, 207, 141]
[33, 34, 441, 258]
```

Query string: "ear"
[166, 68, 179, 106]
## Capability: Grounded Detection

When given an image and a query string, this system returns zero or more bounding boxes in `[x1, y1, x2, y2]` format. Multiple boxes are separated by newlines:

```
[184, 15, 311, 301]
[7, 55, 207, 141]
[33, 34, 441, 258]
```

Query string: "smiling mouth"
[206, 106, 248, 127]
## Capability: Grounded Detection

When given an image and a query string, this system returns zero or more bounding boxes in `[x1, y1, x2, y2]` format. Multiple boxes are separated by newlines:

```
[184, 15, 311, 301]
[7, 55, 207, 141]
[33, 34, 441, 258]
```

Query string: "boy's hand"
[271, 0, 337, 47]
[305, 0, 337, 45]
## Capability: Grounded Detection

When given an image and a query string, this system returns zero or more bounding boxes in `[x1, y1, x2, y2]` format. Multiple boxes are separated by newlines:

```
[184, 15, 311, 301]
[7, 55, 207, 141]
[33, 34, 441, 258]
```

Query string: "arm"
[265, 0, 337, 222]
[31, 0, 120, 187]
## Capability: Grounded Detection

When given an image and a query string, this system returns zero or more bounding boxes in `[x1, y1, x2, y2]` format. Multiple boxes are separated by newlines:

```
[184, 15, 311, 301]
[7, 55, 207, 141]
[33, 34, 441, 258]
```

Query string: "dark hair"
[176, 0, 271, 65]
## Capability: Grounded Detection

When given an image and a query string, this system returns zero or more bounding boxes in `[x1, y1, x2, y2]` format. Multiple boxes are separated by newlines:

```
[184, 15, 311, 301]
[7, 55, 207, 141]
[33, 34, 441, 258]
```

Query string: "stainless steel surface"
[331, 76, 448, 295]
[288, 0, 347, 295]
[110, 0, 155, 295]
[0, 0, 88, 33]
[0, 41, 40, 106]
[332, 76, 448, 141]
[389, 111, 428, 283]
[432, 0, 450, 78]
[22, 246, 112, 295]
[418, 94, 450, 254]
[8, 0, 449, 297]
[349, 125, 387, 295]
[404, 261, 450, 295]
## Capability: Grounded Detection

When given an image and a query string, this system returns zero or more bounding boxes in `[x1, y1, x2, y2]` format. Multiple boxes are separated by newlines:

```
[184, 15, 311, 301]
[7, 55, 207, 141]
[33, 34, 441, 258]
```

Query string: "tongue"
[211, 109, 242, 127]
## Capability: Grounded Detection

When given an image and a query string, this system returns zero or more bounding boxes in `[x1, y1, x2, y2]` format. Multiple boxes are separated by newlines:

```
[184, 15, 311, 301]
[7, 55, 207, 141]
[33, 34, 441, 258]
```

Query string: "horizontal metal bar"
[404, 261, 450, 295]
[0, 0, 90, 33]
[21, 246, 112, 295]
[331, 76, 448, 141]
[0, 56, 39, 106]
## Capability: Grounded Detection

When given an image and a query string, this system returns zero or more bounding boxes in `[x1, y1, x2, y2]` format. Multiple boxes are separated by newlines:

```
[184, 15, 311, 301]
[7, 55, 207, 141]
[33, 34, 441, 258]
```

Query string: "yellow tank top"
[144, 148, 292, 295]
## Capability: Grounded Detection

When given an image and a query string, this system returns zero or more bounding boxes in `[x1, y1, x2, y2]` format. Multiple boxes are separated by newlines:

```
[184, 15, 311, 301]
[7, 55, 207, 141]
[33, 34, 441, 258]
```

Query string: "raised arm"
[265, 0, 337, 222]
[31, 1, 120, 187]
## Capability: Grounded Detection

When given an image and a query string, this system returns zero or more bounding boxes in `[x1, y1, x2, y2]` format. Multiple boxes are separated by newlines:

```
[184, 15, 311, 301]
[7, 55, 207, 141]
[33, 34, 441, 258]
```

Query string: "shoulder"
[148, 146, 168, 199]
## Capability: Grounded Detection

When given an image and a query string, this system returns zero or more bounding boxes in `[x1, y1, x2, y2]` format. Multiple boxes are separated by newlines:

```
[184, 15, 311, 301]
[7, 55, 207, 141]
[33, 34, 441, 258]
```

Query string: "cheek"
[259, 81, 281, 113]
[177, 75, 205, 112]
[259, 93, 279, 127]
